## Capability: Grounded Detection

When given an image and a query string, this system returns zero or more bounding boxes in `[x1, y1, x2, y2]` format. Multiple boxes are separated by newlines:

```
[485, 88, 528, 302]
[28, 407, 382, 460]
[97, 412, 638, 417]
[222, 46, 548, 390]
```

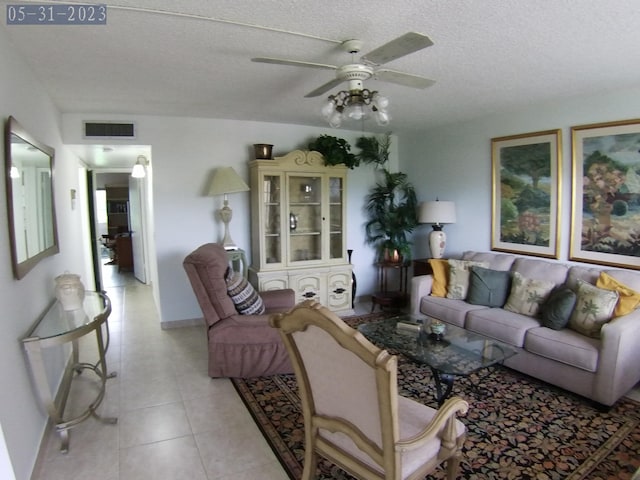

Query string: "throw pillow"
[225, 271, 265, 315]
[428, 258, 449, 297]
[540, 286, 577, 330]
[466, 266, 512, 307]
[446, 259, 489, 300]
[503, 272, 555, 317]
[596, 272, 640, 317]
[569, 280, 618, 338]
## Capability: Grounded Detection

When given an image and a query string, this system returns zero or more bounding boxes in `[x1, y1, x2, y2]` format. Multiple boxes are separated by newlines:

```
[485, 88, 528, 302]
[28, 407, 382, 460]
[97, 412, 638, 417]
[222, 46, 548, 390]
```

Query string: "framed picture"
[570, 118, 640, 269]
[491, 129, 562, 258]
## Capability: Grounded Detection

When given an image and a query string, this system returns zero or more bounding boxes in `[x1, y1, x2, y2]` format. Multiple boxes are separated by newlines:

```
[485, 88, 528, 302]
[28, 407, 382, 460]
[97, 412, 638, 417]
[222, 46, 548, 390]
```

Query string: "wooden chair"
[270, 300, 469, 480]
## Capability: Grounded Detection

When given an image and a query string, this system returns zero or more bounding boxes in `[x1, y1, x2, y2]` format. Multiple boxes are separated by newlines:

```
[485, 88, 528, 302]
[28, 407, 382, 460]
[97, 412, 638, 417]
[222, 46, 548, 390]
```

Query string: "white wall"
[62, 114, 398, 325]
[0, 28, 93, 480]
[400, 85, 640, 262]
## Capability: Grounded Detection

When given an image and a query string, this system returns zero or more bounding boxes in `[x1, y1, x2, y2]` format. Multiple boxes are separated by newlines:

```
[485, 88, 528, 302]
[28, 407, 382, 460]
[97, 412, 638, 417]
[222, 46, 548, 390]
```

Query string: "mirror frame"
[5, 116, 59, 279]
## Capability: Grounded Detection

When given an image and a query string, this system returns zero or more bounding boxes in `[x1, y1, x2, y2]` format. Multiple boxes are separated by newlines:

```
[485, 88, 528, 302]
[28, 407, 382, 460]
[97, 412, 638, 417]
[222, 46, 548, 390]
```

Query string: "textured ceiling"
[2, 0, 640, 145]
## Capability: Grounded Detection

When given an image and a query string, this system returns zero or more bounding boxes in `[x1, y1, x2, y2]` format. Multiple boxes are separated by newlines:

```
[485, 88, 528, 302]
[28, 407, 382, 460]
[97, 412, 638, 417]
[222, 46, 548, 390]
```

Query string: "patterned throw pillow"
[569, 280, 618, 338]
[504, 272, 555, 317]
[225, 271, 265, 315]
[596, 272, 640, 317]
[428, 258, 449, 297]
[446, 259, 489, 300]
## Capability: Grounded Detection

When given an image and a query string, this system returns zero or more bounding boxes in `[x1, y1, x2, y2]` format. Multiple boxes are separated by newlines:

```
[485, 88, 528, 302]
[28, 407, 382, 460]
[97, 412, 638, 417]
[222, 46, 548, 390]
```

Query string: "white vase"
[55, 272, 85, 311]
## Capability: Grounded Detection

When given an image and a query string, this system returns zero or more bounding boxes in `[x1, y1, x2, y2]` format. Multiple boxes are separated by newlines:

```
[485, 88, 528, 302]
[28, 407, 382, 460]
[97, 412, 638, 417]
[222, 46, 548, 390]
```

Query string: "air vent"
[83, 121, 136, 139]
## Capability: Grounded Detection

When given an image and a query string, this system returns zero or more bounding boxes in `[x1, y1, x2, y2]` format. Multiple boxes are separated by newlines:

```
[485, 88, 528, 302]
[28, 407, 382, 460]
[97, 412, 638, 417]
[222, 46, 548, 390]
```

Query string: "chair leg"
[445, 452, 461, 480]
[301, 447, 318, 480]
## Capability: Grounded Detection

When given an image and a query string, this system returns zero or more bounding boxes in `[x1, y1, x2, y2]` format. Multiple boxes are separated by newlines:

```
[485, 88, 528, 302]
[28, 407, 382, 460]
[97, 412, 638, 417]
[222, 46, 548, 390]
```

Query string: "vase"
[348, 249, 356, 308]
[55, 272, 85, 311]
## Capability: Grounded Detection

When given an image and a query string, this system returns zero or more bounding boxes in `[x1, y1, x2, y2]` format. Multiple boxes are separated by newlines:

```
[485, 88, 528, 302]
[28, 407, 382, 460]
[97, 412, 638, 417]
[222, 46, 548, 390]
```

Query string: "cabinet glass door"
[288, 175, 322, 263]
[328, 176, 344, 259]
[263, 175, 282, 264]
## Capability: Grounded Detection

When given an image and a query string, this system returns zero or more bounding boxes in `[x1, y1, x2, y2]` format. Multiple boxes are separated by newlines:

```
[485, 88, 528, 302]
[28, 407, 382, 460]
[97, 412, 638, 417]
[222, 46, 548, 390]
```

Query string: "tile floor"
[31, 265, 295, 480]
[30, 264, 640, 480]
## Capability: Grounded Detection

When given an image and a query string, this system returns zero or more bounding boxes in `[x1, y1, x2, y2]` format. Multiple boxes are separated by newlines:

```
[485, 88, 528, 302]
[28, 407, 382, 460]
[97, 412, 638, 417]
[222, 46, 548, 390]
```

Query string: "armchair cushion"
[225, 270, 265, 315]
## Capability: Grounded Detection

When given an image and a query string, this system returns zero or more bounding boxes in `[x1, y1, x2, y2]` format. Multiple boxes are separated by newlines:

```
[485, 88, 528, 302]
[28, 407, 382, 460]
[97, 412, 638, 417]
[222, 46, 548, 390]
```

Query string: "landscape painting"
[570, 119, 640, 268]
[491, 129, 561, 258]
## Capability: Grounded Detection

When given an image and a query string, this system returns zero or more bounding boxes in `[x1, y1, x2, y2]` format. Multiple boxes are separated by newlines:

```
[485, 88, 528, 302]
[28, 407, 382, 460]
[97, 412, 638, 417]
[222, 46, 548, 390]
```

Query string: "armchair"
[183, 243, 295, 378]
[270, 300, 469, 480]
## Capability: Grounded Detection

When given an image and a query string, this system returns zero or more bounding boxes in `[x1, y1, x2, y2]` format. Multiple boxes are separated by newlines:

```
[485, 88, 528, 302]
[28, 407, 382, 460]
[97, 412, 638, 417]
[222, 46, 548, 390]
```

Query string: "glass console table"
[21, 291, 117, 453]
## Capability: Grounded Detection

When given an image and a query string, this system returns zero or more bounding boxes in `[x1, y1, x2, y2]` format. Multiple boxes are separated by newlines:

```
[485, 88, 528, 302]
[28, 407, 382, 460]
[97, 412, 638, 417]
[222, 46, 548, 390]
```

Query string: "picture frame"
[570, 118, 640, 269]
[491, 129, 562, 258]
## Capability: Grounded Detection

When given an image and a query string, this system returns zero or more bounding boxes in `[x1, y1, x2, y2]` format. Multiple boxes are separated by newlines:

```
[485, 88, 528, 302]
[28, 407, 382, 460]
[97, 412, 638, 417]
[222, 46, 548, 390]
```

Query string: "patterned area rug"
[232, 312, 640, 479]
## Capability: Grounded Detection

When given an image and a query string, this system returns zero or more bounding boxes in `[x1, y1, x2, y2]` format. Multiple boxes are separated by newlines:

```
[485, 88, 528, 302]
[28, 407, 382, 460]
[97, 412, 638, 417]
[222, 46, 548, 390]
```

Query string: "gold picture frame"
[570, 118, 640, 269]
[491, 129, 562, 258]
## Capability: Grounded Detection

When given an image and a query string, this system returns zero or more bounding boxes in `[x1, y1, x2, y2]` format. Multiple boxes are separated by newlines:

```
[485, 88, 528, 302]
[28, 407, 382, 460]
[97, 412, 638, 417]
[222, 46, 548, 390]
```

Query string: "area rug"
[232, 312, 640, 479]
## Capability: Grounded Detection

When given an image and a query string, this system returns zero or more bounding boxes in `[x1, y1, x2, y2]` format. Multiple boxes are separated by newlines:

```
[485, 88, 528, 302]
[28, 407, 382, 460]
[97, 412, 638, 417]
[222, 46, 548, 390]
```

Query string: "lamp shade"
[207, 167, 250, 196]
[419, 201, 457, 225]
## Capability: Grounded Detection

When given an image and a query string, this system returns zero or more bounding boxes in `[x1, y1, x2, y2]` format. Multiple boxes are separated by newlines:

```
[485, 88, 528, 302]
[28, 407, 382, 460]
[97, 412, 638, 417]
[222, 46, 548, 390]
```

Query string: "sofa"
[410, 251, 640, 407]
[183, 243, 295, 378]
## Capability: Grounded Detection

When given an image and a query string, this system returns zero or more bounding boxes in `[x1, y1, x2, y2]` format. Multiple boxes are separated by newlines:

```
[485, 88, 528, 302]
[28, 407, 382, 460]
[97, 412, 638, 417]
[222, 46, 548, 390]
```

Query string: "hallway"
[31, 268, 288, 480]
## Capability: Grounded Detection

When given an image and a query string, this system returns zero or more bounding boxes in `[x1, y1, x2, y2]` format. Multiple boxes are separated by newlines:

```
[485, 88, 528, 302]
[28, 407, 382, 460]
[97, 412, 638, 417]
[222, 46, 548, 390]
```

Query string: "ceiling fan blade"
[361, 32, 434, 65]
[374, 69, 436, 89]
[251, 57, 337, 70]
[304, 78, 345, 98]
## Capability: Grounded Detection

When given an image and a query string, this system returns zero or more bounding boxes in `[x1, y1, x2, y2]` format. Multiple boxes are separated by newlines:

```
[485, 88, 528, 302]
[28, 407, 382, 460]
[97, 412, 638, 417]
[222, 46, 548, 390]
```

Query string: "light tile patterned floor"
[31, 265, 291, 480]
[30, 264, 640, 479]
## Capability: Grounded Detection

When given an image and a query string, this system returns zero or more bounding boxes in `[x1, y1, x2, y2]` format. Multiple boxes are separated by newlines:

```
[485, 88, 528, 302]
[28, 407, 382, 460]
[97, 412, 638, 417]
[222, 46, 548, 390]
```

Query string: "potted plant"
[364, 168, 418, 263]
[308, 135, 359, 169]
[355, 132, 391, 167]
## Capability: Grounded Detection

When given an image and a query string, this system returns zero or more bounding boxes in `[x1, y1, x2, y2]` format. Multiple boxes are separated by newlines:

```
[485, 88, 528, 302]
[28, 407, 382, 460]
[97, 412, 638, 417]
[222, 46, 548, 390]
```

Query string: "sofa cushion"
[540, 287, 577, 330]
[466, 266, 512, 307]
[566, 265, 600, 290]
[466, 308, 540, 347]
[596, 272, 640, 317]
[524, 326, 599, 372]
[428, 259, 449, 297]
[511, 257, 568, 285]
[419, 296, 489, 328]
[569, 280, 618, 338]
[603, 268, 640, 292]
[225, 271, 265, 315]
[461, 251, 516, 271]
[504, 272, 555, 317]
[446, 259, 489, 300]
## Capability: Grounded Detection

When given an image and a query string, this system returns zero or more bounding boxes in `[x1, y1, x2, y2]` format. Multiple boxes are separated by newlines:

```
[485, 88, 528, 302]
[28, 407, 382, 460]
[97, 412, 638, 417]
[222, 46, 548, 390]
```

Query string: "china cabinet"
[249, 150, 353, 314]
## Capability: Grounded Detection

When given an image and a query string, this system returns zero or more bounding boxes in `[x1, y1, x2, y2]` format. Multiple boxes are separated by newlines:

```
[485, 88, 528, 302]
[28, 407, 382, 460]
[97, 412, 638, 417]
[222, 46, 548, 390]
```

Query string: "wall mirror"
[5, 116, 59, 279]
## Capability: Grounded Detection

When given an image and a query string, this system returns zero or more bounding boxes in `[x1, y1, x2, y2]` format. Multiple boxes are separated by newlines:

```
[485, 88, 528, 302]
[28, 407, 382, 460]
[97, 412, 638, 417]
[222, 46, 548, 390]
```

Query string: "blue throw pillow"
[466, 266, 511, 307]
[540, 286, 576, 330]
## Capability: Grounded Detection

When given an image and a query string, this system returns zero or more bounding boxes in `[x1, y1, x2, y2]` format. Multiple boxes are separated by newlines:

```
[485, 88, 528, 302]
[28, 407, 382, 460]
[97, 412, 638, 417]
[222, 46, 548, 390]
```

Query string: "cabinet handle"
[333, 288, 346, 294]
[303, 292, 316, 298]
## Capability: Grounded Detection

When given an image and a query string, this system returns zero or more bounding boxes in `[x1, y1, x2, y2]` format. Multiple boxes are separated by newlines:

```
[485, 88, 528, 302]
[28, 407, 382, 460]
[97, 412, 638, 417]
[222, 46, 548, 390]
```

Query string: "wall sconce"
[131, 155, 148, 178]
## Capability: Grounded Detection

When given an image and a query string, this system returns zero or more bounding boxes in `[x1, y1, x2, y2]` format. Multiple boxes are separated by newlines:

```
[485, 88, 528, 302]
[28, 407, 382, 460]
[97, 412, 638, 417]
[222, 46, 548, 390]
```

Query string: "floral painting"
[491, 129, 562, 258]
[570, 119, 640, 268]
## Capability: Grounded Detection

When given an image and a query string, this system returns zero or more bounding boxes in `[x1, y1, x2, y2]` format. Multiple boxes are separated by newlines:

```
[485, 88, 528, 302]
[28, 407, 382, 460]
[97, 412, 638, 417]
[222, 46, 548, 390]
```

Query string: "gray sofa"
[410, 251, 640, 407]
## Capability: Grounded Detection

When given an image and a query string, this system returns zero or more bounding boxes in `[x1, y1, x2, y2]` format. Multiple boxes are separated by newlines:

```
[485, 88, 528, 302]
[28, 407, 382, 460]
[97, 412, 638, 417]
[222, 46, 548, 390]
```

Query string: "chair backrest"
[270, 300, 399, 471]
[183, 243, 238, 327]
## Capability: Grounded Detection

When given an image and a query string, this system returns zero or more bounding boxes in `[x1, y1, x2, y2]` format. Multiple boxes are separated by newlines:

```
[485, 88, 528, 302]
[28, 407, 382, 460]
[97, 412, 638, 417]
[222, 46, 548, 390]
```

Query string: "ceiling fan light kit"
[252, 32, 435, 128]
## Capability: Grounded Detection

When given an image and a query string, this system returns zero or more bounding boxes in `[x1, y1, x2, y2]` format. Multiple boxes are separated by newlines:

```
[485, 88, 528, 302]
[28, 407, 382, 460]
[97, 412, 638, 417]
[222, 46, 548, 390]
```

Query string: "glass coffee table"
[358, 314, 520, 406]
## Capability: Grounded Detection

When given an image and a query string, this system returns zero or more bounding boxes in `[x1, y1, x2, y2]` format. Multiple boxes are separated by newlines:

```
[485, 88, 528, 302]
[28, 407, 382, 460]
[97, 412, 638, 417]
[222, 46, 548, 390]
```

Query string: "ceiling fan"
[252, 32, 436, 97]
[252, 32, 435, 127]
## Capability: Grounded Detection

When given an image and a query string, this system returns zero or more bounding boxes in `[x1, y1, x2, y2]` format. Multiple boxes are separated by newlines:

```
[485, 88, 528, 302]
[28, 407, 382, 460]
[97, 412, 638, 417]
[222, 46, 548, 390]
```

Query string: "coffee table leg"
[431, 368, 455, 407]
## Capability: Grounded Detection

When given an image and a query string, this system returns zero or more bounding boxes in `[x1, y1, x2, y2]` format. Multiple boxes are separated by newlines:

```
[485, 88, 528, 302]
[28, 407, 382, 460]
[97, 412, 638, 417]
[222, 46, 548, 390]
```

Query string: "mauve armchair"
[183, 243, 295, 378]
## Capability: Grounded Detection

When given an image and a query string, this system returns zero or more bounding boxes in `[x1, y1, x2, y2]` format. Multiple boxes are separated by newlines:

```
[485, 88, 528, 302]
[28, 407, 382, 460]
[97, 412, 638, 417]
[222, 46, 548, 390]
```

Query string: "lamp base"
[219, 202, 239, 251]
[429, 227, 447, 259]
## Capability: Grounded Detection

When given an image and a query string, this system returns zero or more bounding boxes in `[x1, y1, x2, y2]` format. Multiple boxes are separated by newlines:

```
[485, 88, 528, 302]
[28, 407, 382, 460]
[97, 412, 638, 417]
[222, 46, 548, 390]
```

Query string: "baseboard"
[160, 317, 204, 329]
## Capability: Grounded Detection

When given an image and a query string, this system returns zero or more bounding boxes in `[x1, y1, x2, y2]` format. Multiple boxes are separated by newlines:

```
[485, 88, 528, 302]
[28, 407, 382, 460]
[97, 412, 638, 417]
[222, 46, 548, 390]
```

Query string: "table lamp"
[207, 167, 250, 250]
[419, 200, 456, 258]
